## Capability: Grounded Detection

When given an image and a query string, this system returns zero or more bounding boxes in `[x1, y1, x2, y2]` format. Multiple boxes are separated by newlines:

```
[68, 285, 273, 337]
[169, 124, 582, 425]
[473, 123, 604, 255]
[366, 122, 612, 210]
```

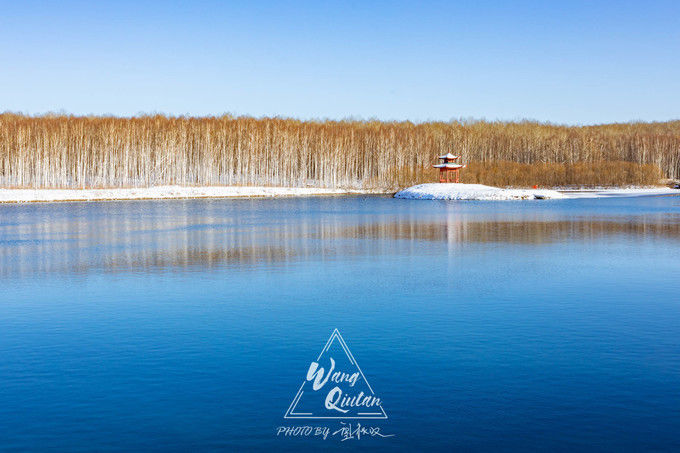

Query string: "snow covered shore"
[0, 184, 676, 203]
[394, 183, 566, 200]
[395, 184, 680, 201]
[0, 186, 381, 203]
[557, 187, 679, 198]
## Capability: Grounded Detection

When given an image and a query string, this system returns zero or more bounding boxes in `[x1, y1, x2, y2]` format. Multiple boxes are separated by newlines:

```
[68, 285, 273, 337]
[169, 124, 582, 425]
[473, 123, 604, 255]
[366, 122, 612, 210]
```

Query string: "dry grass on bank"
[394, 161, 663, 188]
[462, 161, 663, 187]
[0, 113, 678, 189]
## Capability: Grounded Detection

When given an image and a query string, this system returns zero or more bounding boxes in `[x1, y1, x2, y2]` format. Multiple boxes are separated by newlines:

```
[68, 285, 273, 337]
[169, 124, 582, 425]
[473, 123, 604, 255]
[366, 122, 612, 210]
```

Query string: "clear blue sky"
[1, 0, 678, 124]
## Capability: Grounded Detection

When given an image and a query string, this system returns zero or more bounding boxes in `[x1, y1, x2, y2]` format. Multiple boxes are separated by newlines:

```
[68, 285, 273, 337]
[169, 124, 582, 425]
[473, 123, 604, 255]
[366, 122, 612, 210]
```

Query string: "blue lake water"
[1, 195, 680, 451]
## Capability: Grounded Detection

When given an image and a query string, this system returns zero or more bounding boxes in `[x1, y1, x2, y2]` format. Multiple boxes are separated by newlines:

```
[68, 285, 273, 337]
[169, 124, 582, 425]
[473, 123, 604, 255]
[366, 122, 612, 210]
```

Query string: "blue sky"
[1, 0, 678, 124]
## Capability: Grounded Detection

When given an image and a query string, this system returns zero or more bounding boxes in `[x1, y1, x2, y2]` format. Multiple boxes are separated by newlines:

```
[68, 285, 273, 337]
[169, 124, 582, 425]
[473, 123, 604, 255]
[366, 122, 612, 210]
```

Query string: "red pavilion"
[433, 153, 466, 183]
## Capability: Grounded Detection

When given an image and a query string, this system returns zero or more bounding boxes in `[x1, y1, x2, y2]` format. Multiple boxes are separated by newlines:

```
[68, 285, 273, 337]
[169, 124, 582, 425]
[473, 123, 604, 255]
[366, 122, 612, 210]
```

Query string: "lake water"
[1, 195, 679, 451]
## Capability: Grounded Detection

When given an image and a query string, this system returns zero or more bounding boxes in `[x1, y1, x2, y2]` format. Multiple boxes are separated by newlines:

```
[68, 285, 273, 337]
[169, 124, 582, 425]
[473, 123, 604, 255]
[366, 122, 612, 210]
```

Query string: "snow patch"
[394, 183, 565, 200]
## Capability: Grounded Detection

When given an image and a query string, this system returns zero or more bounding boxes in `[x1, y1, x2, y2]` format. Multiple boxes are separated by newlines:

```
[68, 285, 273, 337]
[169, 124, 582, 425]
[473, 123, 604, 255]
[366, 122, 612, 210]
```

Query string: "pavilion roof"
[433, 163, 465, 169]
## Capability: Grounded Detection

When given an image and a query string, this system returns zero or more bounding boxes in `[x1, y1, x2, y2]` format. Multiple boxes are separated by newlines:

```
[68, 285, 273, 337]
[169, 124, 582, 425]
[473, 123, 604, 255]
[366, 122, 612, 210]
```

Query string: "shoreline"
[394, 183, 678, 201]
[0, 185, 677, 204]
[554, 187, 680, 198]
[0, 186, 389, 204]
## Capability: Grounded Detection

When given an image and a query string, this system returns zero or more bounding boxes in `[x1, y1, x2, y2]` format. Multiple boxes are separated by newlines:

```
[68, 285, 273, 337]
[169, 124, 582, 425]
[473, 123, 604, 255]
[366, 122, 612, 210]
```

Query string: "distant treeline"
[1, 113, 678, 188]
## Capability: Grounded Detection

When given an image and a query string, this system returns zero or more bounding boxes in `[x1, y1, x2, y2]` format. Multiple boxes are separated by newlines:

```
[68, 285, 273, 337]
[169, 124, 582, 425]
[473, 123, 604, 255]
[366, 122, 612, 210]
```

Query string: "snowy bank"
[558, 187, 679, 198]
[1, 184, 676, 204]
[0, 186, 381, 203]
[394, 183, 565, 200]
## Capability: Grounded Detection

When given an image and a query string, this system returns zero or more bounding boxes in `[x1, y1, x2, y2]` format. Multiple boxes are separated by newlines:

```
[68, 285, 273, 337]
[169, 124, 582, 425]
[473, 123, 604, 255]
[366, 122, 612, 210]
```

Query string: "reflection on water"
[343, 215, 680, 244]
[1, 196, 679, 277]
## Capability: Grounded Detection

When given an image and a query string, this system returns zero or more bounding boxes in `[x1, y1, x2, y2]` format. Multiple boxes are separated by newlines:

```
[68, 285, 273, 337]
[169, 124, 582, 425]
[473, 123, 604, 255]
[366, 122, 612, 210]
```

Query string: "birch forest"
[1, 113, 678, 189]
